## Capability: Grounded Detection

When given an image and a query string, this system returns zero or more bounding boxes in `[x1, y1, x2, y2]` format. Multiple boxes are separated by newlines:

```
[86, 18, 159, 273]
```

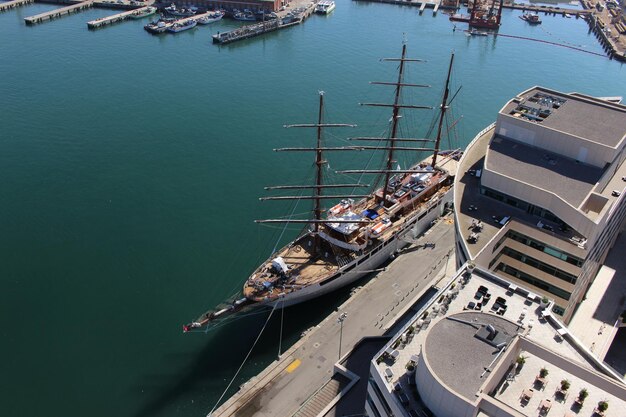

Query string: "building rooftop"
[502, 87, 626, 149]
[371, 266, 624, 416]
[453, 125, 587, 261]
[424, 311, 519, 400]
[493, 349, 626, 417]
[486, 135, 603, 208]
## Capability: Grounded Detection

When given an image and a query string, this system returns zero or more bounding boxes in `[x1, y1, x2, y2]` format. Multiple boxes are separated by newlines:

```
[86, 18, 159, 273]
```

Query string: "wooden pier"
[0, 0, 34, 12]
[86, 5, 150, 28]
[24, 0, 93, 25]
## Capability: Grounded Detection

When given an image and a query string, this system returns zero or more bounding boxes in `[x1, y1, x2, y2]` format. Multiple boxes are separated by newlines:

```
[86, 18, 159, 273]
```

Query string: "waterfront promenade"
[211, 216, 456, 417]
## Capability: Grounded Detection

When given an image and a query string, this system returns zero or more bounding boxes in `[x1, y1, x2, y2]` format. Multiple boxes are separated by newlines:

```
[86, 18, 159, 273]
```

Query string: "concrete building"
[453, 87, 626, 322]
[365, 264, 626, 417]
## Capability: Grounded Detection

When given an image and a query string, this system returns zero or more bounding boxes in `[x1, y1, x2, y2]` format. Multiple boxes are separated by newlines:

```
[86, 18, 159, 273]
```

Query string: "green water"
[0, 1, 624, 416]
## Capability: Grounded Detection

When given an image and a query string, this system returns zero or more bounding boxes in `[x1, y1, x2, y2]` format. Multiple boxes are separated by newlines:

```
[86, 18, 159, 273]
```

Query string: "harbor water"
[1, 1, 625, 416]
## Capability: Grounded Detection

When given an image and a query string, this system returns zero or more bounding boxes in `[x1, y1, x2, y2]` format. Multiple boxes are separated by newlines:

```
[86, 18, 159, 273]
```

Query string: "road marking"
[286, 359, 301, 373]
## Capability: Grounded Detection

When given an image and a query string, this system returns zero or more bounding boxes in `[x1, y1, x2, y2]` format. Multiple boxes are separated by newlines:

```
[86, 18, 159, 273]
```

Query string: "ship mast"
[314, 92, 325, 245]
[258, 92, 364, 253]
[354, 43, 433, 205]
[431, 52, 454, 168]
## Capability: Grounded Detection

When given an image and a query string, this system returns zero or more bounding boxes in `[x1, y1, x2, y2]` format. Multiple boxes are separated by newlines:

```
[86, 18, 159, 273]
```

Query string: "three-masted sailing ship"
[184, 45, 461, 332]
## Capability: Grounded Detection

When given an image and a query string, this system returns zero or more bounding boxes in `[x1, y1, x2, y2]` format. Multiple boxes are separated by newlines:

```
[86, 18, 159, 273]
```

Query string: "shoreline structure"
[1, 0, 624, 59]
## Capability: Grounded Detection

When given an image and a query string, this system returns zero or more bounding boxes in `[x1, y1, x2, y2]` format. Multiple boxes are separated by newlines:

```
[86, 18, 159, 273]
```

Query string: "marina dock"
[0, 0, 34, 12]
[86, 5, 150, 28]
[24, 0, 93, 25]
[212, 2, 314, 44]
[503, 3, 592, 16]
[354, 0, 447, 15]
[210, 217, 456, 417]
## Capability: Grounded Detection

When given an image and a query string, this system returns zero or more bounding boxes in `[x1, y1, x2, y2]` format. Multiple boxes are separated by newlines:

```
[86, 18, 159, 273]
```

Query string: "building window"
[366, 394, 382, 417]
[496, 263, 572, 300]
[500, 247, 578, 284]
[506, 230, 583, 267]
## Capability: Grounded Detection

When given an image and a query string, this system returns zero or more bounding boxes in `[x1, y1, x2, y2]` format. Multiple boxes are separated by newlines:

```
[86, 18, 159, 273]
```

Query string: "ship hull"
[263, 188, 452, 308]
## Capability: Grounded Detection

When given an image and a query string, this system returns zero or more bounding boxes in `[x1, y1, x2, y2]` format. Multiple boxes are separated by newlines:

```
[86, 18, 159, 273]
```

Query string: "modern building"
[365, 264, 626, 417]
[453, 87, 626, 322]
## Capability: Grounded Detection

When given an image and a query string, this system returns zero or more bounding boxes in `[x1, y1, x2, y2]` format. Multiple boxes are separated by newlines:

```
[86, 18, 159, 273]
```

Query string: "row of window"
[504, 229, 584, 267]
[481, 187, 563, 224]
[496, 263, 572, 301]
[498, 246, 578, 285]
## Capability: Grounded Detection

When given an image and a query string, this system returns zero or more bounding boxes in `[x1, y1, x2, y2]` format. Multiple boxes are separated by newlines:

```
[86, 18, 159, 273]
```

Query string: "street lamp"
[337, 312, 348, 360]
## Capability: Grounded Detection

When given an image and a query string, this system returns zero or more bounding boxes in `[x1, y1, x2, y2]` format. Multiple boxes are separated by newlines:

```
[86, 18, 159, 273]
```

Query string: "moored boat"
[144, 18, 172, 34]
[183, 45, 462, 332]
[196, 11, 224, 24]
[315, 0, 336, 14]
[233, 10, 256, 21]
[130, 6, 157, 20]
[520, 12, 542, 24]
[164, 3, 197, 17]
[167, 19, 197, 33]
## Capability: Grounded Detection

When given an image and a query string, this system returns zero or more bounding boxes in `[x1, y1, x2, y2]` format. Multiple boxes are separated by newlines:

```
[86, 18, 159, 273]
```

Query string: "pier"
[210, 217, 456, 417]
[0, 0, 34, 12]
[213, 19, 282, 44]
[86, 5, 150, 28]
[212, 2, 314, 45]
[354, 0, 448, 15]
[503, 3, 592, 16]
[24, 0, 94, 25]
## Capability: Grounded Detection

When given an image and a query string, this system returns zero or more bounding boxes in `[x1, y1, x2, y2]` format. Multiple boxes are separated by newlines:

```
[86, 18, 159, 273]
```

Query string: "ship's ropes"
[207, 302, 279, 417]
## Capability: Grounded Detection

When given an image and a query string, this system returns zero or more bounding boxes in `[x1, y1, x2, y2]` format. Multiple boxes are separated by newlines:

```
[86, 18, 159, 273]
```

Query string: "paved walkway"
[211, 216, 456, 417]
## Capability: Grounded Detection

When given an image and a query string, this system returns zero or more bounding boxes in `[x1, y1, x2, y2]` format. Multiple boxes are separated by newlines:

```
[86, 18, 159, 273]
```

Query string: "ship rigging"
[184, 45, 461, 332]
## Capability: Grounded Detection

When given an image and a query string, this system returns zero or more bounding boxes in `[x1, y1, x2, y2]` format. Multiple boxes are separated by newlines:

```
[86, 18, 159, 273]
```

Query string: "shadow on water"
[132, 270, 383, 417]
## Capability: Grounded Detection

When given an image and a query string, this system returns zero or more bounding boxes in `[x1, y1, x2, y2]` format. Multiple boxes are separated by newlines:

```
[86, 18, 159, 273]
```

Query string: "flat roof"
[502, 87, 626, 148]
[372, 267, 620, 412]
[424, 312, 519, 400]
[493, 349, 626, 416]
[454, 126, 587, 261]
[486, 135, 603, 208]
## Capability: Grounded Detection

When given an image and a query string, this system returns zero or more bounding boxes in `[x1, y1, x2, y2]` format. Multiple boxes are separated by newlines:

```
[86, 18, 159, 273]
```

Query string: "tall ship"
[184, 45, 461, 332]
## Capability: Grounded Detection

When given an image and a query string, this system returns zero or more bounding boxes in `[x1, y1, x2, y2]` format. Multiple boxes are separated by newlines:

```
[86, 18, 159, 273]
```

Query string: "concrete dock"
[354, 0, 447, 15]
[503, 3, 592, 16]
[0, 0, 34, 12]
[87, 6, 148, 28]
[24, 0, 94, 25]
[210, 215, 456, 417]
[212, 2, 314, 45]
[584, 2, 626, 62]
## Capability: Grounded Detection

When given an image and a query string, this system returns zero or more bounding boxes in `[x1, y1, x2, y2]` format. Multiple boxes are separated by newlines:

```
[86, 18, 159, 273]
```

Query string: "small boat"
[520, 12, 542, 24]
[564, 13, 572, 18]
[466, 28, 489, 36]
[130, 6, 157, 20]
[167, 19, 197, 33]
[315, 0, 336, 14]
[144, 19, 171, 34]
[233, 10, 256, 21]
[281, 12, 299, 25]
[196, 11, 224, 25]
[164, 3, 197, 17]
